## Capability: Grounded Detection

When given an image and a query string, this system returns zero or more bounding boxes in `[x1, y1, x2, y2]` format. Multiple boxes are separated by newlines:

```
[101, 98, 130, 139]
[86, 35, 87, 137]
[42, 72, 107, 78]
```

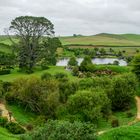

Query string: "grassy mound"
[98, 122, 140, 140]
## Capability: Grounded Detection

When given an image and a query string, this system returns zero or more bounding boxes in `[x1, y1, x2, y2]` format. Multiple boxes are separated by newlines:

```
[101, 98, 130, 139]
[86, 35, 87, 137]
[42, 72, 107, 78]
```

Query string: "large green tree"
[39, 37, 62, 69]
[9, 16, 54, 73]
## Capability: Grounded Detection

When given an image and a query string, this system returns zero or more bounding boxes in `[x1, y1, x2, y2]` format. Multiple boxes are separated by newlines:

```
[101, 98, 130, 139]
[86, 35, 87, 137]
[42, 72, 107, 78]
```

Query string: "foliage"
[132, 54, 140, 80]
[67, 90, 111, 123]
[108, 73, 138, 111]
[39, 37, 62, 67]
[54, 72, 68, 80]
[10, 16, 54, 73]
[6, 122, 25, 134]
[21, 120, 97, 140]
[58, 81, 79, 103]
[79, 56, 95, 72]
[41, 72, 53, 80]
[111, 117, 119, 128]
[68, 57, 78, 66]
[6, 77, 60, 118]
[0, 117, 8, 127]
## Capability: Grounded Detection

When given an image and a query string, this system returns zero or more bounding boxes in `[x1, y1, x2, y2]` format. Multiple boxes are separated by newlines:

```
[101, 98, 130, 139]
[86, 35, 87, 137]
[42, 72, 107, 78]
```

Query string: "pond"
[56, 58, 127, 66]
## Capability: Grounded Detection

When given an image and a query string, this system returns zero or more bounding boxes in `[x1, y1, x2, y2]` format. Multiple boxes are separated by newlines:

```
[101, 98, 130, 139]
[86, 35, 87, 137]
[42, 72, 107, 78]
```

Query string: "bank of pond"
[56, 58, 127, 66]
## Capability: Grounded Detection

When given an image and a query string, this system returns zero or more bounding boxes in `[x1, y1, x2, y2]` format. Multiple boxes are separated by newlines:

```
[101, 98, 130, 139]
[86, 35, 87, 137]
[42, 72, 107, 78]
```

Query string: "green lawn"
[98, 123, 140, 140]
[0, 66, 77, 82]
[7, 105, 36, 126]
[0, 127, 19, 140]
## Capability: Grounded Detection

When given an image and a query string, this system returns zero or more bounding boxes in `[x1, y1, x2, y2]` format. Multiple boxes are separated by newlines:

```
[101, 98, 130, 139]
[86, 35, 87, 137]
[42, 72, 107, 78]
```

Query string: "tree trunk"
[135, 96, 140, 120]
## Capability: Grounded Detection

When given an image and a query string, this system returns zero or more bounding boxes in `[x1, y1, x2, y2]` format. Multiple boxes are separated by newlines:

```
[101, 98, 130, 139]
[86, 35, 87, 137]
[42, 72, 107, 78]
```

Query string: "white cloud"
[0, 0, 140, 35]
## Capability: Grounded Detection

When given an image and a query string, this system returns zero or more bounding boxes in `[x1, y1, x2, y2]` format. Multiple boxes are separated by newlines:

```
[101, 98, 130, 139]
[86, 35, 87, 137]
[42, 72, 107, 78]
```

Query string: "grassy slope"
[0, 66, 77, 82]
[98, 122, 140, 140]
[0, 127, 19, 140]
[60, 33, 140, 46]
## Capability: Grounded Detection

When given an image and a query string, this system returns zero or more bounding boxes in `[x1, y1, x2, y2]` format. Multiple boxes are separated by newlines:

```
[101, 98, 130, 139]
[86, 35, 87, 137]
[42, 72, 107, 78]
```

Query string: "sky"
[0, 0, 140, 36]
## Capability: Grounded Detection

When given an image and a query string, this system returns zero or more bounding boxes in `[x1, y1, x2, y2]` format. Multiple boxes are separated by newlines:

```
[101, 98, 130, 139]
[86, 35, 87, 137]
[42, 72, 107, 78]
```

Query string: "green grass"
[0, 66, 77, 82]
[98, 124, 140, 140]
[0, 127, 19, 140]
[7, 105, 36, 126]
[60, 33, 140, 46]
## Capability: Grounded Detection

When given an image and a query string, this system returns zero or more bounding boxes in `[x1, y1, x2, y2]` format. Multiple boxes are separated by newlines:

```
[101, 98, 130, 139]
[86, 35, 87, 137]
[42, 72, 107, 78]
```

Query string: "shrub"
[26, 124, 33, 131]
[6, 122, 25, 134]
[41, 72, 53, 80]
[6, 77, 60, 118]
[68, 57, 78, 66]
[21, 120, 97, 140]
[0, 68, 11, 75]
[126, 111, 134, 118]
[59, 81, 78, 103]
[79, 56, 93, 72]
[54, 73, 68, 80]
[0, 117, 8, 127]
[108, 73, 138, 111]
[67, 90, 111, 123]
[132, 54, 140, 80]
[111, 117, 119, 128]
[72, 66, 79, 76]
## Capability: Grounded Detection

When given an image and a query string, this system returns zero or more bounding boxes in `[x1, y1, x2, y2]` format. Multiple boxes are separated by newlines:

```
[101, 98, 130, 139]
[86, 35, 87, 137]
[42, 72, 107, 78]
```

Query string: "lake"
[56, 58, 127, 66]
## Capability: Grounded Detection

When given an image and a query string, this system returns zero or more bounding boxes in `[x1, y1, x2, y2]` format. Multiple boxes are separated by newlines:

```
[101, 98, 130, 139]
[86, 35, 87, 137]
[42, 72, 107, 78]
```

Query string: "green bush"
[54, 72, 68, 79]
[0, 68, 11, 75]
[108, 73, 138, 111]
[132, 54, 140, 80]
[6, 77, 60, 118]
[111, 117, 119, 128]
[21, 120, 97, 140]
[6, 122, 25, 134]
[68, 57, 78, 66]
[0, 117, 8, 127]
[67, 90, 111, 123]
[41, 72, 53, 80]
[59, 81, 79, 103]
[79, 56, 93, 72]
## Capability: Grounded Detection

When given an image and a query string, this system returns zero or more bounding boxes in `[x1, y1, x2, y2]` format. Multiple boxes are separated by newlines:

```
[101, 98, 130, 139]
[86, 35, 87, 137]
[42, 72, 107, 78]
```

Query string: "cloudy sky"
[0, 0, 140, 36]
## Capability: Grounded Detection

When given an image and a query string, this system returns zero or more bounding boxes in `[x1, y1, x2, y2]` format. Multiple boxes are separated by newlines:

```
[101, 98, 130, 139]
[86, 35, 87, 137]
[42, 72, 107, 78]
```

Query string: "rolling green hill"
[60, 33, 140, 47]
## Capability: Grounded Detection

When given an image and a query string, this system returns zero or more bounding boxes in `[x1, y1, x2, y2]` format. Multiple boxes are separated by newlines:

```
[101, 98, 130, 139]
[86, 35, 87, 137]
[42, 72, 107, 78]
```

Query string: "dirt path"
[135, 96, 140, 120]
[0, 103, 15, 122]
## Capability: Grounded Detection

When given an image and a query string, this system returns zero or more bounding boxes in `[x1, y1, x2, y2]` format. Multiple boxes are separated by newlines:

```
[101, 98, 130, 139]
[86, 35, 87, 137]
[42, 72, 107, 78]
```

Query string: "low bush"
[21, 120, 97, 140]
[6, 122, 25, 134]
[0, 117, 8, 127]
[54, 72, 68, 79]
[0, 68, 11, 75]
[41, 72, 53, 80]
[26, 124, 33, 131]
[111, 117, 119, 128]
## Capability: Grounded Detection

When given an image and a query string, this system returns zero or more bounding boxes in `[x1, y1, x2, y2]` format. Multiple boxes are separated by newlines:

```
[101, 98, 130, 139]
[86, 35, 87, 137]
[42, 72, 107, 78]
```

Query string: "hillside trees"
[9, 16, 54, 73]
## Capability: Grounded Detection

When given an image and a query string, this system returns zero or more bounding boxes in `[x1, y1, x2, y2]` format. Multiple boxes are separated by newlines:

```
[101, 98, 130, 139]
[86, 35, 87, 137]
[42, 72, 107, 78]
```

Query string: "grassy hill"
[60, 33, 140, 47]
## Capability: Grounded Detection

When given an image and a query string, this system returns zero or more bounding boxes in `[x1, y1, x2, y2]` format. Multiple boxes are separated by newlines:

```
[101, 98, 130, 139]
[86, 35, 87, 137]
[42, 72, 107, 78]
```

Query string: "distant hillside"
[1, 34, 140, 49]
[60, 33, 140, 47]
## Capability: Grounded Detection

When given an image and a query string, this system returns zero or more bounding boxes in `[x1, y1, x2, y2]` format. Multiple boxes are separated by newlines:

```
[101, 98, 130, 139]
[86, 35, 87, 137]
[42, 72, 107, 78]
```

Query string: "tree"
[39, 37, 62, 69]
[79, 56, 95, 72]
[132, 54, 140, 80]
[68, 57, 78, 66]
[9, 16, 54, 73]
